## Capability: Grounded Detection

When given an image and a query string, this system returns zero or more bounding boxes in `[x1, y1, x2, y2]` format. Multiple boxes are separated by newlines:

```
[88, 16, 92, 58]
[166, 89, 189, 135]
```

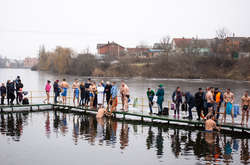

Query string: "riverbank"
[34, 46, 250, 81]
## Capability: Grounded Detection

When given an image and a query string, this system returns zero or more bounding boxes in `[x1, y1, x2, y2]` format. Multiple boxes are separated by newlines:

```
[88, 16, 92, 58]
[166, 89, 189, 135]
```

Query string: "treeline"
[33, 46, 250, 80]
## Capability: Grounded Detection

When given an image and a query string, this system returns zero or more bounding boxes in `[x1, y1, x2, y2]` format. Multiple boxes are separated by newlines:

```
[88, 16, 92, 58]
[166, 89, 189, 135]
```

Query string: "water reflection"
[0, 111, 249, 164]
[0, 113, 27, 141]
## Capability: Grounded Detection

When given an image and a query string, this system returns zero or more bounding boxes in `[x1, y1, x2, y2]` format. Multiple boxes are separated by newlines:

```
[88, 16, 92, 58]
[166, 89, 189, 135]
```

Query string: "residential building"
[23, 57, 38, 68]
[97, 41, 125, 56]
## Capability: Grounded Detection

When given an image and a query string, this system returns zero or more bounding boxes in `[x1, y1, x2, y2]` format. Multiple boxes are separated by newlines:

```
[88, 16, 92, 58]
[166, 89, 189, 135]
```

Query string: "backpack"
[22, 97, 29, 105]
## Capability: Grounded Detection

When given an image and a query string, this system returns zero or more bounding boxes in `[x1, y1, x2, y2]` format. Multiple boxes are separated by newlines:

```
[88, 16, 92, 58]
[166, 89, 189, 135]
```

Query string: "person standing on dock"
[183, 92, 195, 120]
[205, 87, 215, 119]
[223, 88, 234, 124]
[79, 81, 85, 106]
[43, 80, 51, 104]
[84, 78, 91, 107]
[15, 76, 21, 104]
[214, 88, 223, 120]
[0, 83, 7, 105]
[147, 88, 155, 114]
[241, 91, 249, 125]
[156, 84, 164, 115]
[120, 82, 129, 112]
[72, 79, 80, 106]
[7, 80, 15, 105]
[60, 78, 70, 105]
[104, 81, 112, 106]
[110, 81, 118, 113]
[195, 88, 204, 121]
[172, 87, 183, 118]
[53, 80, 60, 104]
[15, 79, 23, 105]
[97, 82, 105, 108]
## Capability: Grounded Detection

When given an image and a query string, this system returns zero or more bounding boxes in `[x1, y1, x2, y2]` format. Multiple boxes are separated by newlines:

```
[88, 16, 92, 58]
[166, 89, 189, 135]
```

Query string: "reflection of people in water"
[60, 113, 68, 135]
[0, 114, 6, 134]
[120, 122, 129, 149]
[222, 135, 233, 164]
[73, 116, 79, 145]
[53, 111, 60, 133]
[155, 127, 164, 157]
[171, 129, 181, 158]
[146, 126, 154, 149]
[96, 117, 104, 144]
[89, 116, 97, 145]
[45, 112, 51, 138]
[240, 139, 249, 164]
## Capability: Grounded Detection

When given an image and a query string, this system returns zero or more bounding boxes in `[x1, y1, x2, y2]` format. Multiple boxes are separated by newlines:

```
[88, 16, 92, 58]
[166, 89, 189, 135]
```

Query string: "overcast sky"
[0, 0, 249, 59]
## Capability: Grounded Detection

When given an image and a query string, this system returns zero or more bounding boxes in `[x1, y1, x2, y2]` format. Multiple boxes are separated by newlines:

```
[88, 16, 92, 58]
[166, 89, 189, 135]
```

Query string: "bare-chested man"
[241, 91, 249, 125]
[120, 82, 129, 112]
[205, 115, 220, 132]
[223, 88, 234, 124]
[205, 87, 215, 119]
[60, 78, 70, 105]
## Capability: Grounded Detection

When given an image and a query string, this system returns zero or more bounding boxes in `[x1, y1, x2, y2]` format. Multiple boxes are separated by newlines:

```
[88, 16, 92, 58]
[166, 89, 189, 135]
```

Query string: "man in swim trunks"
[241, 91, 249, 125]
[205, 87, 215, 119]
[72, 79, 80, 106]
[120, 82, 129, 112]
[223, 88, 234, 124]
[60, 78, 70, 105]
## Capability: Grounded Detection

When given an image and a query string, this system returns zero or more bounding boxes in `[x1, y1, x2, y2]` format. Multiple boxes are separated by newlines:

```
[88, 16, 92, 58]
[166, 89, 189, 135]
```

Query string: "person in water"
[72, 79, 80, 106]
[205, 115, 220, 132]
[241, 91, 249, 125]
[60, 78, 70, 105]
[43, 80, 51, 104]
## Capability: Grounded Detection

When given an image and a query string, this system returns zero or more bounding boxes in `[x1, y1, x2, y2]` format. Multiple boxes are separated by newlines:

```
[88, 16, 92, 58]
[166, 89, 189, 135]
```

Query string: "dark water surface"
[0, 111, 249, 165]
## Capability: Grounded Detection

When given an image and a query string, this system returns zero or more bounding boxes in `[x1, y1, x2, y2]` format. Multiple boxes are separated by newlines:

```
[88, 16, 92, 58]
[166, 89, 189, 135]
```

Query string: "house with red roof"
[97, 41, 125, 56]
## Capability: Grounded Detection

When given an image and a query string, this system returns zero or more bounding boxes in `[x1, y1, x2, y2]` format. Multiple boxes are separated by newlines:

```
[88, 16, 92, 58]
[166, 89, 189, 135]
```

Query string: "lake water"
[0, 111, 249, 165]
[0, 68, 250, 164]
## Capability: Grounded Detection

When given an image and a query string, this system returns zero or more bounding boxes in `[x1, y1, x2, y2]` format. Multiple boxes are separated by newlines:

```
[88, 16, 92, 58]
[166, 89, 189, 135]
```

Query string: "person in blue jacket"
[156, 84, 164, 115]
[183, 91, 195, 120]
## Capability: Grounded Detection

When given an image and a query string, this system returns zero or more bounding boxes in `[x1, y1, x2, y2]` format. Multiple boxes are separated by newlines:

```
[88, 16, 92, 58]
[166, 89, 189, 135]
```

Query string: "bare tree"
[159, 35, 171, 62]
[216, 27, 231, 39]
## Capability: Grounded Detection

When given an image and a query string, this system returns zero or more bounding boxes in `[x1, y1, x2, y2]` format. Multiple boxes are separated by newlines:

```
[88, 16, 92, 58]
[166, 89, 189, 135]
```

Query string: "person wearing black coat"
[7, 80, 15, 105]
[15, 80, 23, 104]
[104, 81, 112, 105]
[195, 88, 204, 121]
[0, 83, 7, 105]
[53, 80, 60, 104]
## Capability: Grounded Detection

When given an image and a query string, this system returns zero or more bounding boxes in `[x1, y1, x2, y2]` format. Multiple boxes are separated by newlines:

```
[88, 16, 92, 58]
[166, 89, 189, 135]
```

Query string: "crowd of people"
[42, 78, 130, 117]
[1, 77, 249, 128]
[147, 85, 249, 127]
[0, 76, 29, 106]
